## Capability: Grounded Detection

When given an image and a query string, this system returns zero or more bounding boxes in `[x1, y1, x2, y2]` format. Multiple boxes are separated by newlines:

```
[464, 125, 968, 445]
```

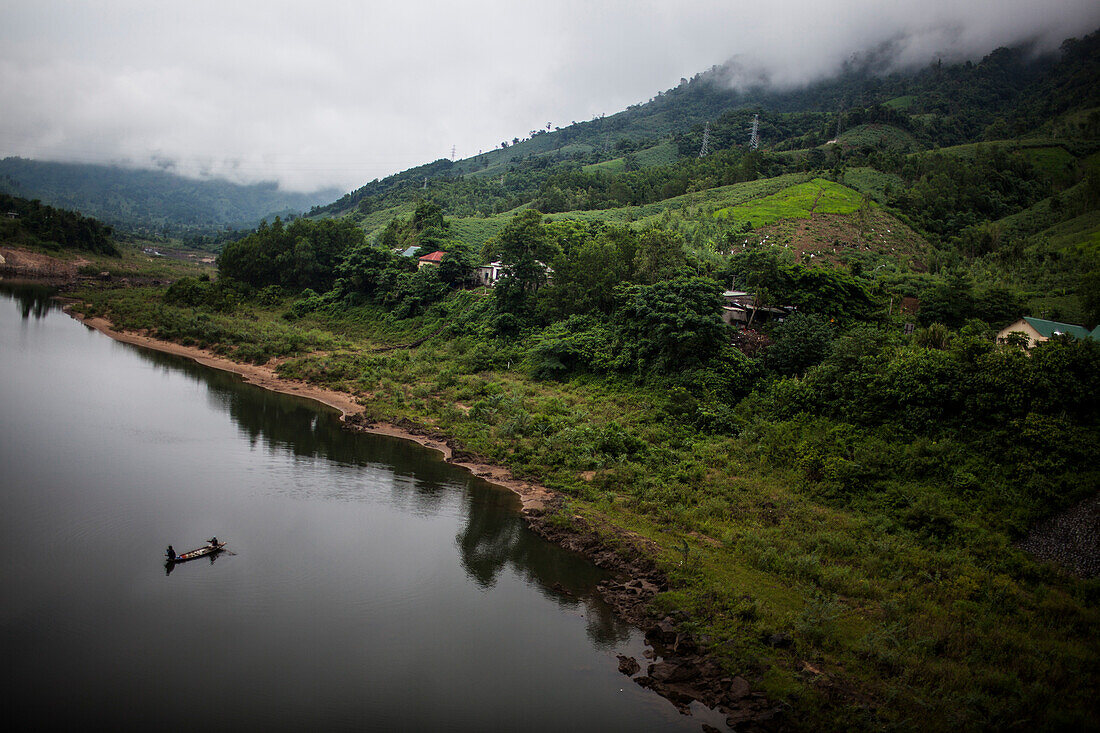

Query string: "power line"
[698, 122, 711, 158]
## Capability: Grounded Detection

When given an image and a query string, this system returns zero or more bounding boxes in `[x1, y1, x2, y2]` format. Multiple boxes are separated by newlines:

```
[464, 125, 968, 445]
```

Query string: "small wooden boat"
[166, 542, 226, 563]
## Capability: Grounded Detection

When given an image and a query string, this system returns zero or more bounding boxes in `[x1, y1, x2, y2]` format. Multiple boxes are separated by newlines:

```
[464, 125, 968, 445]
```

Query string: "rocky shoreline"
[526, 501, 786, 732]
[342, 418, 785, 732]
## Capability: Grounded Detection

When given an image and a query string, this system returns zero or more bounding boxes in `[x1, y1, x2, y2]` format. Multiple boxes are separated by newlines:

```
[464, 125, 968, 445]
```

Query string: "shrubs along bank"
[60, 29, 1100, 730]
[71, 203, 1100, 731]
[0, 193, 117, 256]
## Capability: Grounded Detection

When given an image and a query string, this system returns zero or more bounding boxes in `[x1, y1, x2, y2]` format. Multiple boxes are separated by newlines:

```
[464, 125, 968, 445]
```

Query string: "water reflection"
[455, 489, 632, 649]
[127, 344, 634, 648]
[0, 281, 58, 319]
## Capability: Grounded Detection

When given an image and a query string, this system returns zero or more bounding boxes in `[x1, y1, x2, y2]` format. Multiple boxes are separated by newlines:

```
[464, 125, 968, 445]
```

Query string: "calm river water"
[0, 284, 721, 732]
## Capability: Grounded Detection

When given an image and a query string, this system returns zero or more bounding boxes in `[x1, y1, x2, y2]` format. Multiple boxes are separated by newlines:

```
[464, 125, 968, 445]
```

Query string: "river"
[0, 283, 723, 732]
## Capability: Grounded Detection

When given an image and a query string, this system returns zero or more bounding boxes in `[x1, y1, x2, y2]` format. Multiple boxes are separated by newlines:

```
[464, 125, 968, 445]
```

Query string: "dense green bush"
[0, 193, 117, 255]
[218, 216, 365, 291]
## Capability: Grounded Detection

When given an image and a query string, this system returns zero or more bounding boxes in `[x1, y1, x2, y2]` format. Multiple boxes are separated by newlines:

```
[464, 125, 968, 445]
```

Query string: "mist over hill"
[52, 20, 1100, 731]
[0, 157, 341, 243]
[315, 31, 1098, 221]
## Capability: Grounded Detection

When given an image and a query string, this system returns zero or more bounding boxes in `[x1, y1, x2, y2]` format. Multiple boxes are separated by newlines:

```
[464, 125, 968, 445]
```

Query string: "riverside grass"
[70, 282, 1099, 732]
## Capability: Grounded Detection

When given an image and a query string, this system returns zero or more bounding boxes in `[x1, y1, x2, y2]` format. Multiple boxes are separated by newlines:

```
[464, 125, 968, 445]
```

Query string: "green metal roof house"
[997, 317, 1097, 348]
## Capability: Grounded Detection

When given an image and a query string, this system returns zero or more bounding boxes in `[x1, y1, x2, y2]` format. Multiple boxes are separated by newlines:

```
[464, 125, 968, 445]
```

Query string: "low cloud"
[0, 1, 1097, 193]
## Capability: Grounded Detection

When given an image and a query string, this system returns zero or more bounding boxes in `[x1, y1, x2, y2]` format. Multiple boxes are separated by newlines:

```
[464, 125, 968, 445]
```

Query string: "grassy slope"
[581, 141, 681, 175]
[61, 100, 1100, 728]
[714, 179, 863, 227]
[840, 167, 907, 204]
[69, 282, 1100, 732]
[427, 174, 812, 251]
[883, 95, 916, 110]
[834, 124, 919, 153]
[931, 138, 1100, 187]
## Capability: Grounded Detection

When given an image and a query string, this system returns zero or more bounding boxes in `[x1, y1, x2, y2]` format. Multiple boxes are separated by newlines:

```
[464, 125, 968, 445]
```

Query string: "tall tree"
[491, 210, 560, 317]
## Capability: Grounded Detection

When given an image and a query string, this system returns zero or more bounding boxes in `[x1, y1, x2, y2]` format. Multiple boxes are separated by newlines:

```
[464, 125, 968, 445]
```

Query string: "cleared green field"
[448, 217, 511, 249]
[1042, 209, 1100, 261]
[841, 167, 906, 203]
[544, 173, 811, 227]
[1015, 146, 1075, 177]
[933, 139, 1082, 185]
[932, 138, 1075, 160]
[836, 124, 918, 153]
[443, 173, 815, 247]
[356, 203, 415, 237]
[634, 140, 679, 167]
[713, 178, 865, 227]
[883, 95, 916, 110]
[581, 141, 680, 175]
[583, 157, 627, 174]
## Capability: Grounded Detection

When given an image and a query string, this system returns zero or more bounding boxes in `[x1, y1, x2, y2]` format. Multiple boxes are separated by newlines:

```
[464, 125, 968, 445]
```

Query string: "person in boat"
[166, 545, 176, 561]
[208, 536, 219, 548]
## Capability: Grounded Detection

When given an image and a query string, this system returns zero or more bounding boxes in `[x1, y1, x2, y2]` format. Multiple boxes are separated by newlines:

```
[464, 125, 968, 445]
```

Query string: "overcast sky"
[1, 1, 1098, 193]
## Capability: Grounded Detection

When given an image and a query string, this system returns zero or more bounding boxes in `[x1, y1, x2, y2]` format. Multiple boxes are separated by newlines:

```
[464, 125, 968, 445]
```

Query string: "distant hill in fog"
[0, 157, 342, 242]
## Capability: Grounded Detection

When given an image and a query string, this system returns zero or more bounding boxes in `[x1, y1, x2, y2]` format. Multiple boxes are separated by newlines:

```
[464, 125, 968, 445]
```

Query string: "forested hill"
[75, 26, 1100, 730]
[0, 157, 340, 243]
[0, 192, 117, 255]
[314, 31, 1099, 220]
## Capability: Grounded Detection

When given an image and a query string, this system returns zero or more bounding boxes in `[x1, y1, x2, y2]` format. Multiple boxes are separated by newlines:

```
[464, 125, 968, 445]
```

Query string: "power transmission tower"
[422, 177, 428, 189]
[450, 145, 456, 161]
[698, 123, 711, 158]
[749, 114, 760, 151]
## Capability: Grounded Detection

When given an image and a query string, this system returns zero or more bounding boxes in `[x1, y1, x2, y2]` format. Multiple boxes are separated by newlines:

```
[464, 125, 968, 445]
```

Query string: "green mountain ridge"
[66, 26, 1100, 731]
[0, 157, 341, 244]
[298, 29, 1099, 328]
[314, 32, 1098, 223]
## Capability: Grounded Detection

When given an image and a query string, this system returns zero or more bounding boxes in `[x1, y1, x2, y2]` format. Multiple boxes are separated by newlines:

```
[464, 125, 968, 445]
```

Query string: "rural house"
[417, 250, 446, 270]
[996, 316, 1098, 348]
[475, 261, 507, 286]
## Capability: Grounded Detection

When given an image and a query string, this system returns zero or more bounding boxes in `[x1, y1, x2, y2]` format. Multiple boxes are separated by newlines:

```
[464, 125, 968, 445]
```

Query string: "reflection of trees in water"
[132, 344, 633, 647]
[134, 347, 459, 482]
[455, 487, 632, 648]
[0, 283, 58, 320]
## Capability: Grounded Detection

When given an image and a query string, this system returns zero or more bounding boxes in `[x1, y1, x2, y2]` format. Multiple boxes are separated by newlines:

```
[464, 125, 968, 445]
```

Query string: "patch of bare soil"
[753, 209, 929, 272]
[0, 246, 80, 280]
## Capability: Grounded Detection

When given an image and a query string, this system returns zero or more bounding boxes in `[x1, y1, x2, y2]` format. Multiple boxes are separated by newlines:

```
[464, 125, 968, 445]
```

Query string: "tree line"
[0, 193, 117, 255]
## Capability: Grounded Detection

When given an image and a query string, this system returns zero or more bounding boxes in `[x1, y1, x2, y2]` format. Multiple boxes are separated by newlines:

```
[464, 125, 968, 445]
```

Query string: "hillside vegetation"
[69, 29, 1100, 732]
[0, 157, 340, 245]
[0, 193, 117, 256]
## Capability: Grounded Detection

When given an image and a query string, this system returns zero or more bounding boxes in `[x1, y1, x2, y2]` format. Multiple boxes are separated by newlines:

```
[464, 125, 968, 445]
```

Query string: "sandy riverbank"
[62, 304, 778, 727]
[66, 308, 556, 513]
